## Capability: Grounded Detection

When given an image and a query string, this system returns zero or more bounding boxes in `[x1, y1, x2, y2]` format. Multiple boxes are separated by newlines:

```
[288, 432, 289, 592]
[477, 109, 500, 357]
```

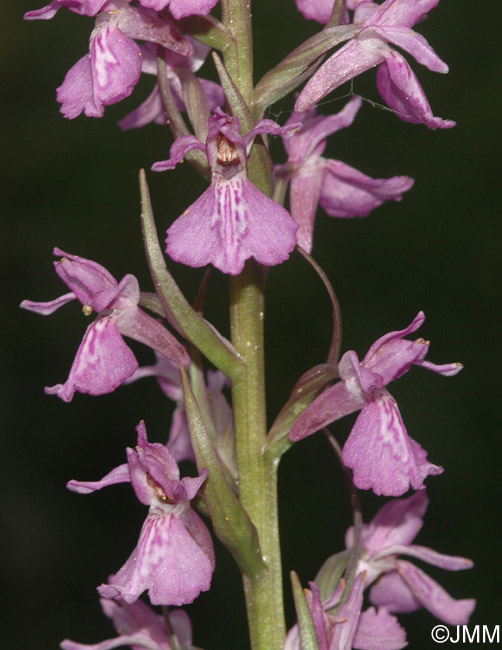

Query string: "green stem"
[230, 262, 285, 650]
[219, 3, 285, 647]
[221, 0, 254, 104]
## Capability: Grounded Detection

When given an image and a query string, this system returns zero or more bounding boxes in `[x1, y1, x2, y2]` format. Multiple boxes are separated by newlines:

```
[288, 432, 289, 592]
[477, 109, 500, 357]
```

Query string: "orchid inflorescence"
[22, 1, 474, 648]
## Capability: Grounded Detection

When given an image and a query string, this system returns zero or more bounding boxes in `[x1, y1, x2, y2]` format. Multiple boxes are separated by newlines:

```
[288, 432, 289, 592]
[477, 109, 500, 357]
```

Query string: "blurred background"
[2, 1, 500, 648]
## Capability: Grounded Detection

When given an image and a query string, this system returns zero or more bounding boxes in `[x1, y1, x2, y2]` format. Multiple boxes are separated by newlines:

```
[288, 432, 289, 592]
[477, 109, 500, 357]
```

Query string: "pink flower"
[118, 40, 224, 130]
[138, 0, 219, 20]
[25, 0, 192, 119]
[152, 109, 299, 275]
[20, 248, 189, 402]
[276, 96, 414, 252]
[61, 597, 193, 650]
[295, 0, 455, 129]
[284, 577, 407, 650]
[290, 312, 462, 495]
[68, 421, 215, 606]
[127, 355, 236, 476]
[345, 491, 476, 626]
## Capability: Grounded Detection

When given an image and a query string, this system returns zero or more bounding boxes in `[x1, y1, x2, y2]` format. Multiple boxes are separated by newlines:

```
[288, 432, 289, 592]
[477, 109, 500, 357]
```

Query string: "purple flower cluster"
[285, 493, 474, 649]
[24, 0, 457, 272]
[24, 0, 221, 119]
[21, 1, 473, 648]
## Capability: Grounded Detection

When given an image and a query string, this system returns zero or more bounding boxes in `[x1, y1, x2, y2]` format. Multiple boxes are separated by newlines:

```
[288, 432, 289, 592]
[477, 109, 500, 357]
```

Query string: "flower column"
[221, 2, 286, 649]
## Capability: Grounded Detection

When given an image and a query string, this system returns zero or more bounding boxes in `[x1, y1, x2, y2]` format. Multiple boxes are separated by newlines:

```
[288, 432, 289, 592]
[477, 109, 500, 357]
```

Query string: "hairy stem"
[221, 1, 285, 648]
[230, 263, 285, 650]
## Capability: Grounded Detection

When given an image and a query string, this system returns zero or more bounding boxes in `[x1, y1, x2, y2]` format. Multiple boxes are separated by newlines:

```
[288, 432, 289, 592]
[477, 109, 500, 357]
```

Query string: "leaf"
[291, 571, 320, 650]
[174, 14, 233, 52]
[181, 368, 265, 577]
[254, 25, 358, 114]
[315, 550, 350, 602]
[177, 66, 211, 142]
[265, 363, 338, 459]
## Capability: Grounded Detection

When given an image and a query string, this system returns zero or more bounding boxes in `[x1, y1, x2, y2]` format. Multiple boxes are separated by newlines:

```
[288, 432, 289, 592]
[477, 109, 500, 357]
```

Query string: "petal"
[416, 359, 463, 377]
[167, 408, 195, 463]
[372, 0, 441, 30]
[52, 248, 118, 307]
[245, 118, 303, 150]
[377, 51, 455, 129]
[342, 390, 443, 496]
[307, 582, 330, 650]
[98, 510, 214, 606]
[45, 317, 138, 402]
[165, 176, 298, 275]
[353, 607, 408, 650]
[125, 353, 183, 401]
[167, 0, 219, 19]
[289, 159, 327, 252]
[295, 38, 386, 112]
[99, 598, 166, 637]
[57, 53, 101, 119]
[118, 85, 164, 130]
[61, 631, 159, 650]
[376, 26, 448, 73]
[288, 97, 362, 162]
[320, 159, 414, 218]
[138, 0, 219, 20]
[151, 134, 205, 172]
[67, 463, 131, 495]
[24, 0, 107, 20]
[117, 5, 192, 56]
[362, 311, 462, 383]
[295, 0, 337, 24]
[20, 291, 76, 315]
[24, 2, 62, 20]
[369, 570, 421, 613]
[363, 312, 425, 364]
[361, 312, 427, 384]
[289, 380, 364, 442]
[361, 491, 428, 553]
[200, 78, 225, 111]
[391, 561, 475, 625]
[128, 421, 182, 505]
[116, 306, 190, 367]
[89, 24, 142, 110]
[385, 544, 474, 571]
[338, 349, 383, 397]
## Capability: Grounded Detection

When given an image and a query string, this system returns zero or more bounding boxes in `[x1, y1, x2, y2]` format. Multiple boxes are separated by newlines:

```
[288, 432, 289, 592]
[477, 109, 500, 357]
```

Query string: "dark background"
[2, 1, 500, 648]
